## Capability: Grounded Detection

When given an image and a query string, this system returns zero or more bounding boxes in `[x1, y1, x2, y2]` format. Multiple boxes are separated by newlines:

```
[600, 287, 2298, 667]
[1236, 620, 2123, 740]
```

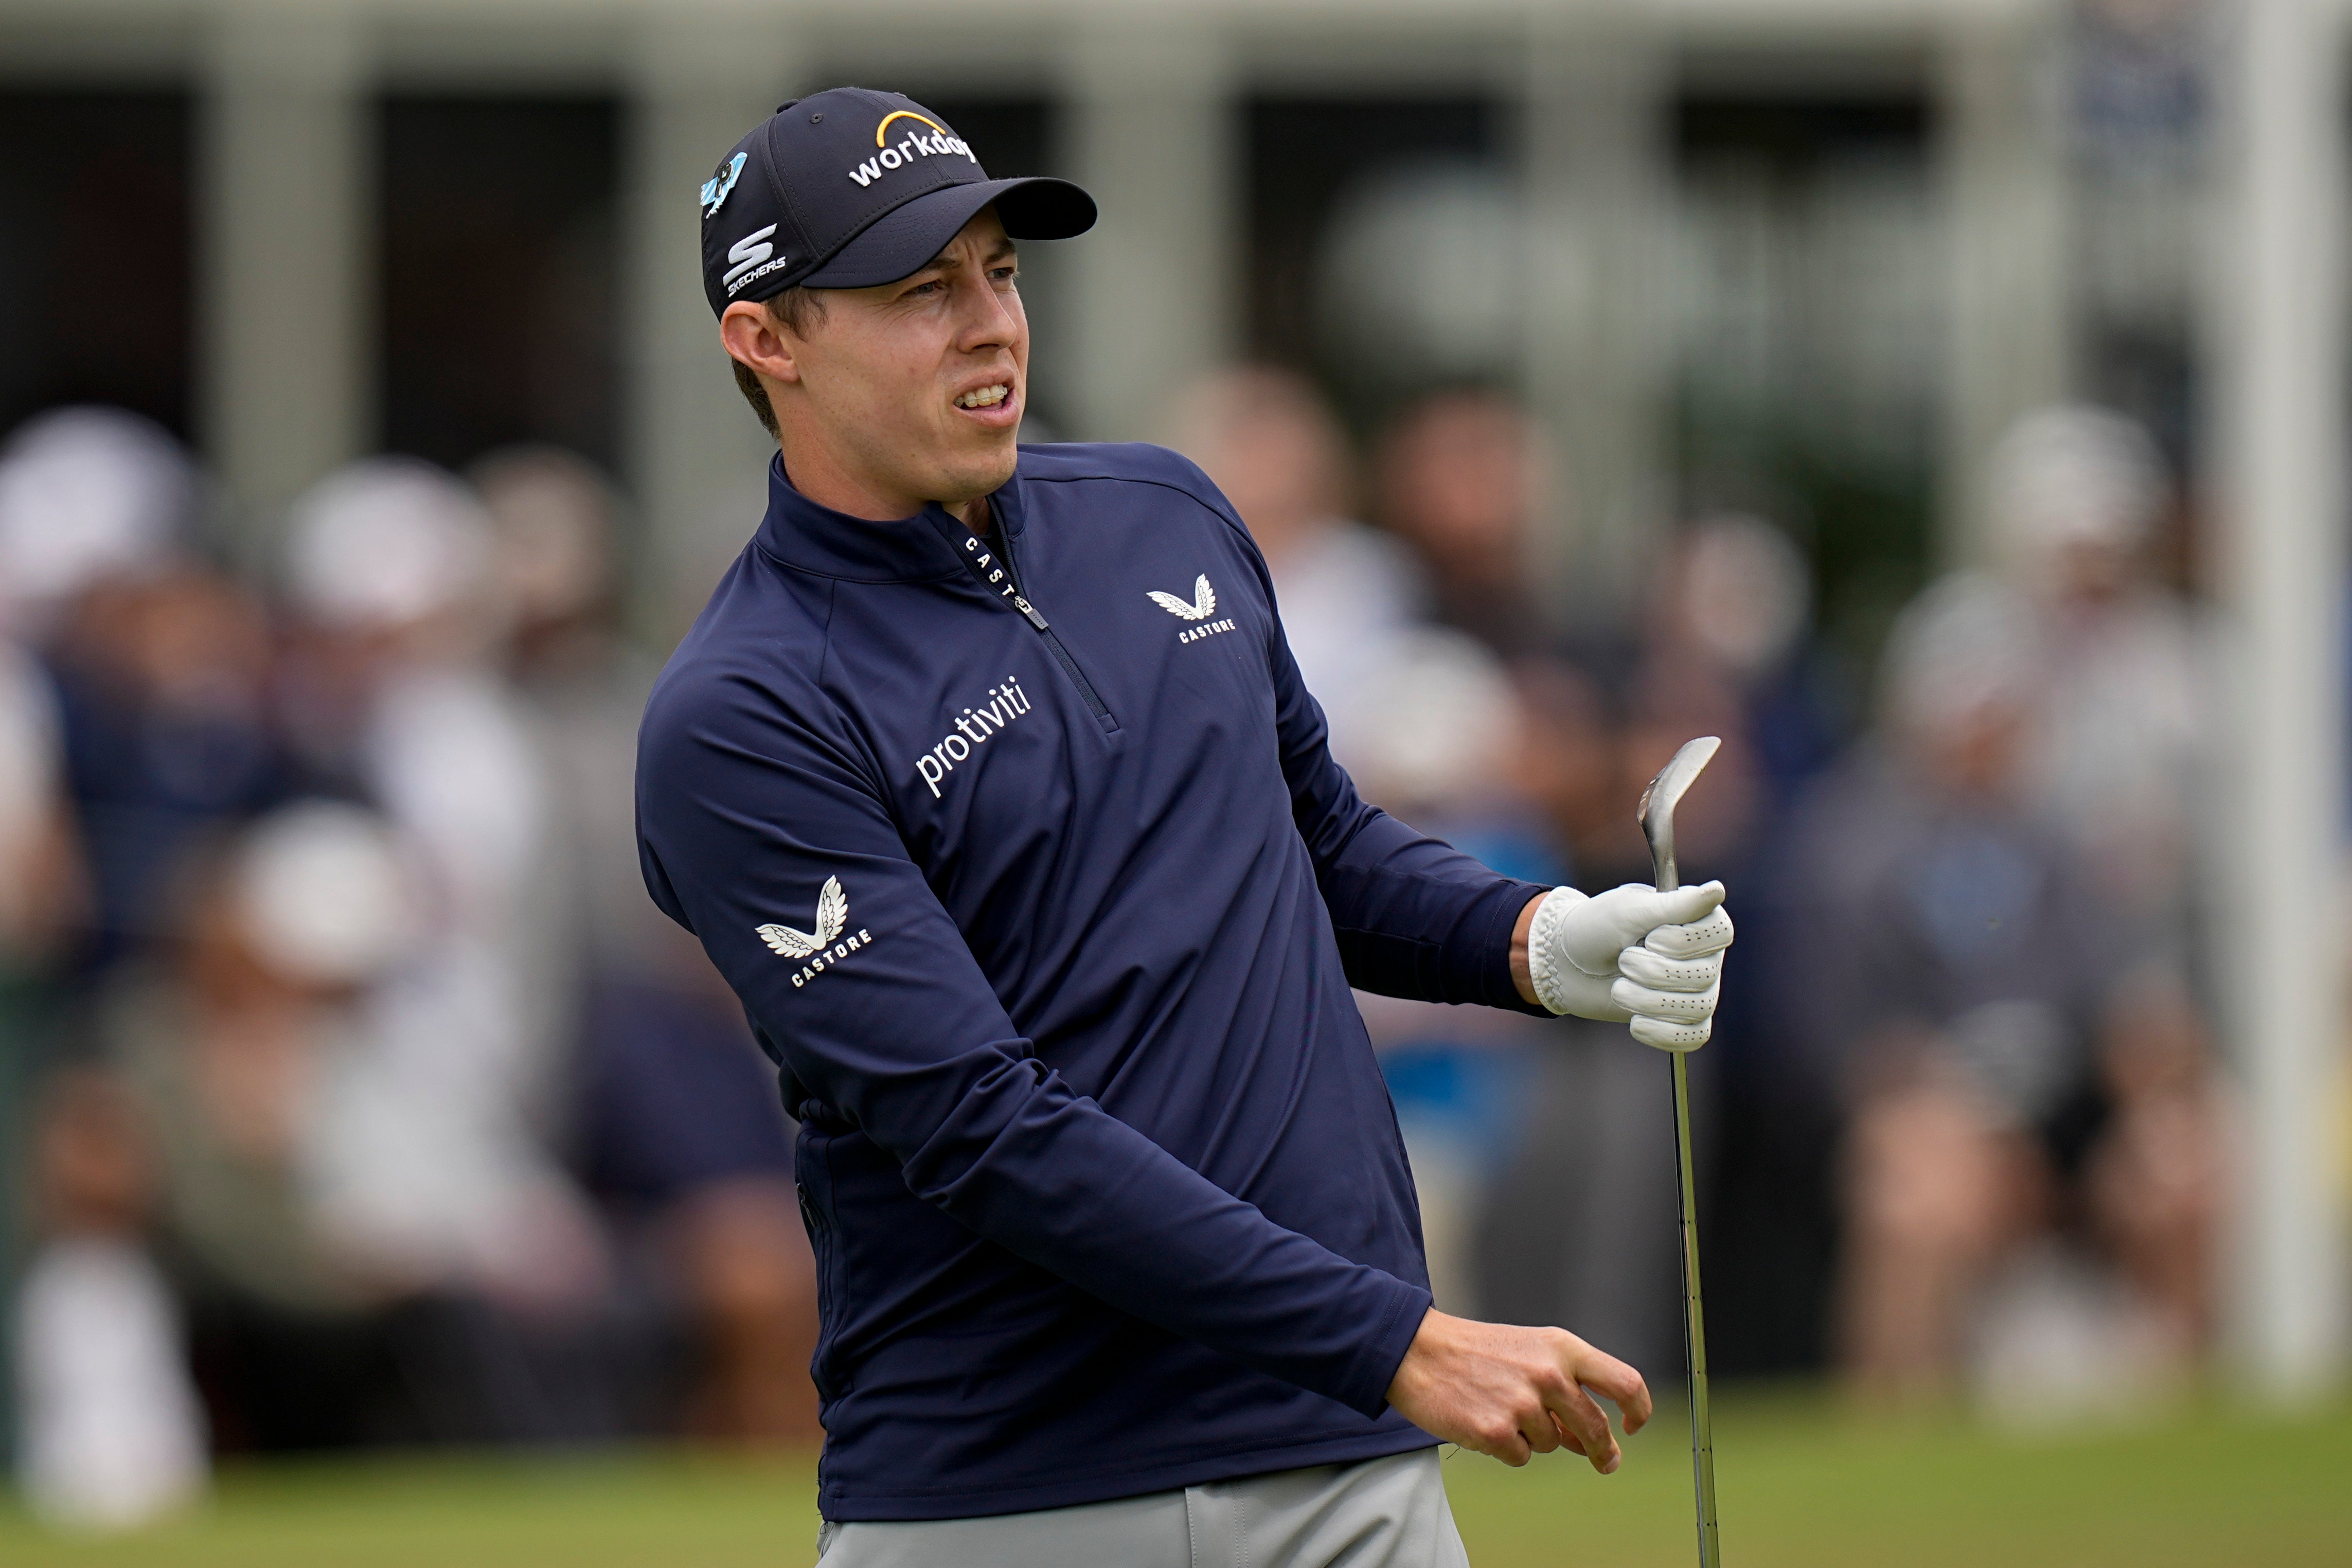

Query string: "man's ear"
[720, 300, 801, 387]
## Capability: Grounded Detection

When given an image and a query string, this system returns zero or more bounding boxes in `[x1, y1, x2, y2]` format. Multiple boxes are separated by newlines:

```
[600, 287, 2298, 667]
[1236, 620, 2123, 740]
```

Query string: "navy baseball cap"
[699, 86, 1096, 317]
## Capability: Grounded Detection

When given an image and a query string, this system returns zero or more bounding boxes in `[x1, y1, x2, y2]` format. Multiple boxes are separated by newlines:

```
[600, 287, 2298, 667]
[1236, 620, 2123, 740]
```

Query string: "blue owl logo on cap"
[700, 152, 748, 220]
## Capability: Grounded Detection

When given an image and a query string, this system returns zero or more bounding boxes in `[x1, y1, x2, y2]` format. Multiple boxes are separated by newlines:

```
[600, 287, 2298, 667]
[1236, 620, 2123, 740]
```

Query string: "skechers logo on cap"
[725, 224, 787, 296]
[700, 86, 1065, 319]
[847, 109, 975, 188]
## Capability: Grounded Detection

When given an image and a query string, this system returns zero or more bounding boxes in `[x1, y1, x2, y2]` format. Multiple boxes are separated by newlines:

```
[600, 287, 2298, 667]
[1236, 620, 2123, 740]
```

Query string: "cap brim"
[798, 176, 1097, 290]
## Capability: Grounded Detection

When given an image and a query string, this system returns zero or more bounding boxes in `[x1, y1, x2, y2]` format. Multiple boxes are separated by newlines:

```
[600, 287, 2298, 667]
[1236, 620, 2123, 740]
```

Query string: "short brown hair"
[730, 288, 829, 438]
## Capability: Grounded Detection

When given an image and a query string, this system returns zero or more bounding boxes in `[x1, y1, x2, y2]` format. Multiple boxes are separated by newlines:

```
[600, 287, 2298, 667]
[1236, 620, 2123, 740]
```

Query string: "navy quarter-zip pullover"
[636, 443, 1550, 1521]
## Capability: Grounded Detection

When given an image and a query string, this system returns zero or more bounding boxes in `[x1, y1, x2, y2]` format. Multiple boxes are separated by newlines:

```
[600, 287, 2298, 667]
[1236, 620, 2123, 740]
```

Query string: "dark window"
[1244, 96, 1496, 431]
[1672, 86, 1938, 679]
[1676, 92, 1928, 161]
[378, 96, 620, 472]
[0, 92, 194, 442]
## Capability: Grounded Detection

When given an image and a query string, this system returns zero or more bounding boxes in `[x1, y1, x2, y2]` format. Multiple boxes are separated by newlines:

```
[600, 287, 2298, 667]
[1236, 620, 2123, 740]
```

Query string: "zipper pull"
[1012, 595, 1049, 631]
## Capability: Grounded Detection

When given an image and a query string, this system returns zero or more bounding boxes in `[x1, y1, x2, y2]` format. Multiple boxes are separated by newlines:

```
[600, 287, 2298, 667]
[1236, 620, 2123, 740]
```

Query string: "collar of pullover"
[752, 450, 1031, 584]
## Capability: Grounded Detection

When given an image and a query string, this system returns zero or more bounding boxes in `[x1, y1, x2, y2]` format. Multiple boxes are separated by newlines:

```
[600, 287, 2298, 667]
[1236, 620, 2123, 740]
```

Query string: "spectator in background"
[13, 1061, 207, 1529]
[82, 804, 421, 1451]
[1480, 513, 1840, 1383]
[1477, 519, 1831, 1385]
[473, 447, 637, 1102]
[1977, 406, 2225, 1410]
[0, 644, 78, 972]
[1790, 577, 2225, 1410]
[1636, 516, 1850, 1377]
[1374, 389, 1554, 660]
[1344, 628, 1560, 1316]
[1607, 514, 1839, 883]
[15, 803, 500, 1521]
[0, 409, 211, 1531]
[0, 583, 79, 1423]
[574, 917, 817, 1445]
[0, 408, 281, 973]
[275, 459, 614, 1438]
[473, 446, 817, 1445]
[46, 572, 283, 970]
[478, 445, 632, 698]
[0, 408, 196, 642]
[1507, 657, 1624, 887]
[1653, 515, 1843, 819]
[1167, 366, 1425, 772]
[1619, 515, 1841, 1083]
[1987, 405, 2211, 975]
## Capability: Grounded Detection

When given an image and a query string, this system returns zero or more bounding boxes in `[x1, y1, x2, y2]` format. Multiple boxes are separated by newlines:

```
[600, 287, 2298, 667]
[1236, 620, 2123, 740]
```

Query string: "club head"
[1638, 736, 1721, 893]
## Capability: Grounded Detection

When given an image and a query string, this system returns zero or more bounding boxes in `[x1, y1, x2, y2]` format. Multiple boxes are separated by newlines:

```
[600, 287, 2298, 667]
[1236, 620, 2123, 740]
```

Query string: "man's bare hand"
[1385, 1308, 1651, 1471]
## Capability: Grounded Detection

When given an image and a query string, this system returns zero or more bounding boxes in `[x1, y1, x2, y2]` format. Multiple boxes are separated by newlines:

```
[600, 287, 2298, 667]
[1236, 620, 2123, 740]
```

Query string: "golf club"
[1638, 735, 1722, 1568]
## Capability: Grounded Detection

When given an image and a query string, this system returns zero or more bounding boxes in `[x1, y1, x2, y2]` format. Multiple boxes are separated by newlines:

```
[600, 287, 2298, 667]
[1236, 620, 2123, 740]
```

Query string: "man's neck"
[774, 440, 992, 537]
[949, 493, 992, 536]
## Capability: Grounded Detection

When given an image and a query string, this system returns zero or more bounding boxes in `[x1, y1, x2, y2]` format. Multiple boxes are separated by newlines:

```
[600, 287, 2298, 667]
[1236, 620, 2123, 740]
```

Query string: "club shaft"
[1672, 1050, 1720, 1567]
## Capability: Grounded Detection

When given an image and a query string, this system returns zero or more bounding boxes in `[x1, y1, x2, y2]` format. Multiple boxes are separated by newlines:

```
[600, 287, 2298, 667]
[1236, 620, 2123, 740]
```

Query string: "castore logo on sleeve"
[757, 876, 876, 989]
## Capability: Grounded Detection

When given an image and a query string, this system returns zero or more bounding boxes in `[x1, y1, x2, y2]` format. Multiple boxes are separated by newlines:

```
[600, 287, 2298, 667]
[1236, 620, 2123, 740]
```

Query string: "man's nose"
[954, 278, 1020, 350]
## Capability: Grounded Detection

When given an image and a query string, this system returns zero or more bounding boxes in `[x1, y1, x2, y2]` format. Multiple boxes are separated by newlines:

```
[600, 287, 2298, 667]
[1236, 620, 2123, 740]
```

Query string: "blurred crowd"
[3, 415, 816, 1527]
[2, 383, 2233, 1528]
[1172, 372, 2231, 1423]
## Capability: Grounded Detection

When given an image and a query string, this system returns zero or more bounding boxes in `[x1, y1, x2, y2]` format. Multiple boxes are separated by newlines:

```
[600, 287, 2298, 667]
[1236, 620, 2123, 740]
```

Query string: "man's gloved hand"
[1526, 881, 1733, 1050]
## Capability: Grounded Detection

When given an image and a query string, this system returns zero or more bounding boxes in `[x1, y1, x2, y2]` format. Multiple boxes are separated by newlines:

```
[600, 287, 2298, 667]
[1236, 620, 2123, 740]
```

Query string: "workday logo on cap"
[697, 85, 1095, 318]
[846, 109, 975, 189]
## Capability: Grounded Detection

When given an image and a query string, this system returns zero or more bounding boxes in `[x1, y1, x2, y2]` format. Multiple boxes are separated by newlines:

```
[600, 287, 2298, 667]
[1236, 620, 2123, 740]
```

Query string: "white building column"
[198, 9, 371, 547]
[2210, 0, 2349, 1402]
[1061, 22, 1236, 443]
[1520, 14, 1673, 625]
[1936, 9, 2074, 569]
[622, 20, 801, 637]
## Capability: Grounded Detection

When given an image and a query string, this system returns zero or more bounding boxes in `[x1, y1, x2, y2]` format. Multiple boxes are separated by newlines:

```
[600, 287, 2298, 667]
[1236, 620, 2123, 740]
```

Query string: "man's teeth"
[956, 385, 1010, 409]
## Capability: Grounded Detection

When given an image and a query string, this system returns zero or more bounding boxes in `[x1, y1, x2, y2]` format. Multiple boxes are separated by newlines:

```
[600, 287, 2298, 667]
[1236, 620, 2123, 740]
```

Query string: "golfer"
[637, 88, 1734, 1566]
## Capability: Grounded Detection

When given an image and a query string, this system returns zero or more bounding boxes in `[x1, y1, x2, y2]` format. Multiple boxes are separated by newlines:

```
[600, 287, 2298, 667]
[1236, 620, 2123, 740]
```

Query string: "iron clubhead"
[1638, 736, 1721, 894]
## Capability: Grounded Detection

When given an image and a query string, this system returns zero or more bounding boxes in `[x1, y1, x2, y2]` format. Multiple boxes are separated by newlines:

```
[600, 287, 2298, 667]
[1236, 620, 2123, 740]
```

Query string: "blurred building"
[0, 0, 2165, 637]
[0, 0, 2341, 1400]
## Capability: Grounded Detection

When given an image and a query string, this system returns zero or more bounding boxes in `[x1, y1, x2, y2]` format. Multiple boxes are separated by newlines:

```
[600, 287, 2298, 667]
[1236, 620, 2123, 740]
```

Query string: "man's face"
[754, 209, 1027, 516]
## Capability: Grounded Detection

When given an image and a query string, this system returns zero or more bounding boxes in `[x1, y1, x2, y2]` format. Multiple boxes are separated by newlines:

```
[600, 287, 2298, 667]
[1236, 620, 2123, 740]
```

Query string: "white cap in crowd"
[0, 406, 194, 623]
[1881, 573, 2046, 737]
[283, 457, 493, 632]
[1988, 404, 2166, 563]
[1344, 626, 1518, 815]
[1675, 513, 1812, 679]
[471, 446, 617, 630]
[232, 799, 418, 988]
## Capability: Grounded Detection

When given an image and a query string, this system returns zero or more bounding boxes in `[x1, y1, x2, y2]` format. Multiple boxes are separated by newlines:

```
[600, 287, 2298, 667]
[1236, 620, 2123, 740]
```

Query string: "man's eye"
[991, 268, 1020, 285]
[905, 280, 944, 298]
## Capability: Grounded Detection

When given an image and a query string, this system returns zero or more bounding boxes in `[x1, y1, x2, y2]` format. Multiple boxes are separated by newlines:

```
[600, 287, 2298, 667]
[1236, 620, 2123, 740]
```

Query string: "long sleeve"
[637, 665, 1429, 1418]
[1262, 591, 1553, 1017]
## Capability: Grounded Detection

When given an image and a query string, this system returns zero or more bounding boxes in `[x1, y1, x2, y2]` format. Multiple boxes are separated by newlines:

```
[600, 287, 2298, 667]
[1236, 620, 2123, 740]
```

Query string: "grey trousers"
[814, 1448, 1470, 1568]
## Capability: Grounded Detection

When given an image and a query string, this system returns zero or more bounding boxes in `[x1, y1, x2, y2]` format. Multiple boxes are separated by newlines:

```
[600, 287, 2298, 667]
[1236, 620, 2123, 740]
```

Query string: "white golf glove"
[1526, 881, 1733, 1051]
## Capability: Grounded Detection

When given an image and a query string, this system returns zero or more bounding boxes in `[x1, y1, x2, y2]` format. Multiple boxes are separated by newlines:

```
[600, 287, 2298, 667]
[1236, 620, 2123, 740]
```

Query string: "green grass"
[4, 1391, 2346, 1566]
[1449, 1391, 2352, 1567]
